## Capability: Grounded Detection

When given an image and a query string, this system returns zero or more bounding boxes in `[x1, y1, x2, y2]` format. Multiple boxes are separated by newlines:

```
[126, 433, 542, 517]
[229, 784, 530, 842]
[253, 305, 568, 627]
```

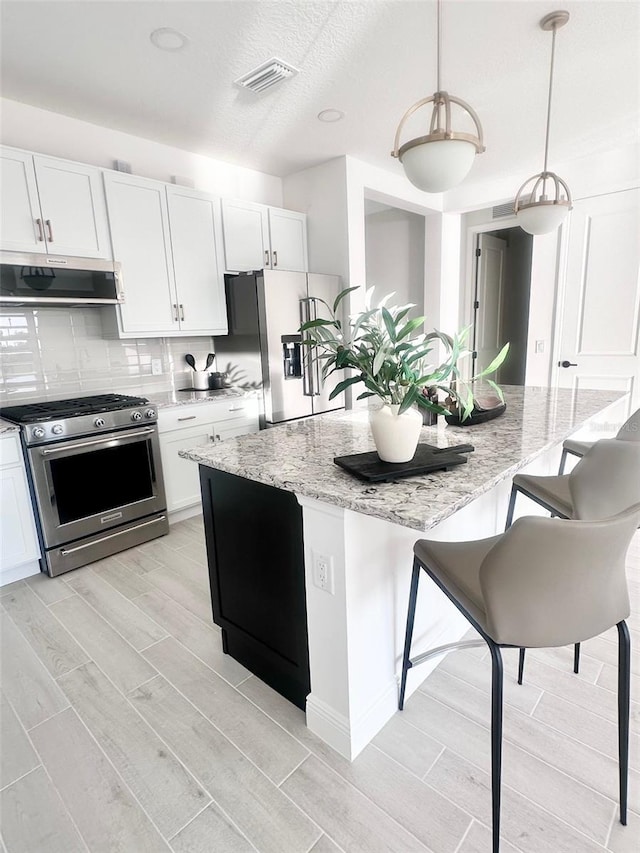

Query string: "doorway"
[364, 201, 426, 313]
[472, 227, 533, 385]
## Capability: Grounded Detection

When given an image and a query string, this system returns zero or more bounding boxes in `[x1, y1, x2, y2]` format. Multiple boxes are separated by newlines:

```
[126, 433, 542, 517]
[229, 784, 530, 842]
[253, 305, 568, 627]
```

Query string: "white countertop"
[179, 385, 624, 533]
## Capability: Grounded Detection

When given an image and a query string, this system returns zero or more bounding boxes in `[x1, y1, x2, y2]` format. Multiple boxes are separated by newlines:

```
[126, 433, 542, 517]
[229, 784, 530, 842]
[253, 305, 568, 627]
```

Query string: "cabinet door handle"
[209, 434, 215, 442]
[45, 219, 54, 242]
[35, 218, 45, 241]
[228, 407, 244, 412]
[179, 303, 185, 322]
[273, 250, 278, 267]
[172, 303, 178, 322]
[177, 415, 196, 421]
[264, 250, 270, 267]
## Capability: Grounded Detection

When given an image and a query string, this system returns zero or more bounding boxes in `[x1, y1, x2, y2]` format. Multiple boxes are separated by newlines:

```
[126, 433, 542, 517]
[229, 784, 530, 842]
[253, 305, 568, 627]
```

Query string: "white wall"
[364, 208, 425, 312]
[0, 98, 283, 206]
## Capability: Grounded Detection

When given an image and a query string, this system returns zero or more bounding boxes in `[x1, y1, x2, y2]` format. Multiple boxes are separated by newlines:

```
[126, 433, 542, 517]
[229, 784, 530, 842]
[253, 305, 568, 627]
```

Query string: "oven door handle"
[59, 515, 167, 556]
[39, 428, 156, 455]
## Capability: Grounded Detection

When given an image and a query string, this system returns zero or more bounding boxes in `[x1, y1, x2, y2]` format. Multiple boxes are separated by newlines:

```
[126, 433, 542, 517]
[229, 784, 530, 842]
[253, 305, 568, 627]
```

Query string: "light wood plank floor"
[1, 518, 638, 853]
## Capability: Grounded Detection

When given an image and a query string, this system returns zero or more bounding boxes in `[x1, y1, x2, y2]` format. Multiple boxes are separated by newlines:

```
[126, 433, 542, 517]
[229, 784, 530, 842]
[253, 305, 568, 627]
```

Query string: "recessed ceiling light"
[150, 28, 189, 52]
[317, 109, 345, 123]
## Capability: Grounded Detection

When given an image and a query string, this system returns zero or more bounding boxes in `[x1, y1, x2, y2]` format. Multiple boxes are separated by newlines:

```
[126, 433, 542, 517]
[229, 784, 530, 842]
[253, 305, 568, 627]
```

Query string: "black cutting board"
[334, 443, 473, 483]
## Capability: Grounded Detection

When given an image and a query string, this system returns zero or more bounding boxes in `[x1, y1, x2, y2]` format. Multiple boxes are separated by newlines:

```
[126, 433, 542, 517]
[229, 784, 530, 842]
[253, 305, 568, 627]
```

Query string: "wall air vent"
[235, 58, 299, 93]
[492, 202, 516, 219]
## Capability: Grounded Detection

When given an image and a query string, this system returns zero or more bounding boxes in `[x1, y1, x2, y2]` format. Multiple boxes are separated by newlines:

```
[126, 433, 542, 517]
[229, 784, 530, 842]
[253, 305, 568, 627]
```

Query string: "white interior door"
[474, 233, 507, 375]
[555, 188, 640, 411]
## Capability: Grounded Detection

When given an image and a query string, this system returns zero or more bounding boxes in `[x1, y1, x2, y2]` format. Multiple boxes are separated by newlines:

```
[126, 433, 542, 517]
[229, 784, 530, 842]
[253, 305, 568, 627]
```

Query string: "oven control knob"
[145, 408, 156, 419]
[94, 417, 106, 428]
[131, 411, 142, 421]
[51, 424, 64, 435]
[32, 427, 45, 439]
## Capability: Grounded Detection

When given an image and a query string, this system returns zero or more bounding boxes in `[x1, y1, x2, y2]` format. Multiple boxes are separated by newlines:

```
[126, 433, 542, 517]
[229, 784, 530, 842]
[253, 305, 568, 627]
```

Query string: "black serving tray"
[334, 443, 474, 483]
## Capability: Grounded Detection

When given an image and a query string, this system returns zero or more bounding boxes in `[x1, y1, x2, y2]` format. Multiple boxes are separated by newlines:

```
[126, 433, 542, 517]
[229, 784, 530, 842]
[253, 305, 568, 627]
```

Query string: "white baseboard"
[168, 504, 203, 525]
[0, 559, 41, 586]
[306, 678, 399, 760]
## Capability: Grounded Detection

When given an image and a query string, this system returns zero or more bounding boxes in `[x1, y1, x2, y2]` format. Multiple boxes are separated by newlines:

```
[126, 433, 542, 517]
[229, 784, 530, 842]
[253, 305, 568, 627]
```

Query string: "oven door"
[26, 425, 166, 548]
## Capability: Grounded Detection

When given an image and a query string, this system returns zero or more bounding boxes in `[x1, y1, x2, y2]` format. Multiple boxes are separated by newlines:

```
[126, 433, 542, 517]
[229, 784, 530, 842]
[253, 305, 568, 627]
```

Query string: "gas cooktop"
[0, 394, 149, 424]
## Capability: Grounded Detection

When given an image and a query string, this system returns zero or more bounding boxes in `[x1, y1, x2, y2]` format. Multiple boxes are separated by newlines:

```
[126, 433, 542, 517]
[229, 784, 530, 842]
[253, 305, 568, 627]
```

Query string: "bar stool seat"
[510, 472, 573, 518]
[399, 506, 640, 853]
[559, 407, 640, 473]
[414, 535, 502, 627]
[562, 436, 594, 457]
[506, 439, 640, 680]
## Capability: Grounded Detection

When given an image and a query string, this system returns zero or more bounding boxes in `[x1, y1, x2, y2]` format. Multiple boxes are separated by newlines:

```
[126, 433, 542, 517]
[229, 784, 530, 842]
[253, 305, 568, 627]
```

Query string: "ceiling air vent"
[235, 58, 299, 93]
[492, 202, 516, 219]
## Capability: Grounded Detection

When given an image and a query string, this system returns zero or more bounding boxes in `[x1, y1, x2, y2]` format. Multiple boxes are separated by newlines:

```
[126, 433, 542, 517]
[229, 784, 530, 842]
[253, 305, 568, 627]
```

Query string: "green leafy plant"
[300, 287, 509, 419]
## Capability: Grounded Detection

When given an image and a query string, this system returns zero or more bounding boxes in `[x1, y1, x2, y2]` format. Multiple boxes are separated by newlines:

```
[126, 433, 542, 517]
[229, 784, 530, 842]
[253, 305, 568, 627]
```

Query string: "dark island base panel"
[199, 466, 311, 711]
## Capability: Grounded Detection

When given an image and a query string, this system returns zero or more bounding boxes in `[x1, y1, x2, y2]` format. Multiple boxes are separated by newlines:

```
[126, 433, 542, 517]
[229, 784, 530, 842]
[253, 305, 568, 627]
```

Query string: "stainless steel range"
[0, 394, 168, 576]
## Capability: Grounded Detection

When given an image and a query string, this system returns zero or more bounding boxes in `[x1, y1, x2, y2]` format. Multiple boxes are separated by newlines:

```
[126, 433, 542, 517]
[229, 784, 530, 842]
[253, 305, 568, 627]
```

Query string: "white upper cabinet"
[267, 207, 308, 272]
[166, 186, 227, 335]
[104, 173, 228, 337]
[221, 199, 308, 273]
[104, 172, 177, 335]
[0, 146, 112, 259]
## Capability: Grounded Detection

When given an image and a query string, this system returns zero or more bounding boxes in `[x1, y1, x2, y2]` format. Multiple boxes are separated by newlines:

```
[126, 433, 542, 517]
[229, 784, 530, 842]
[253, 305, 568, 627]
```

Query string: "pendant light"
[391, 0, 484, 193]
[514, 10, 572, 235]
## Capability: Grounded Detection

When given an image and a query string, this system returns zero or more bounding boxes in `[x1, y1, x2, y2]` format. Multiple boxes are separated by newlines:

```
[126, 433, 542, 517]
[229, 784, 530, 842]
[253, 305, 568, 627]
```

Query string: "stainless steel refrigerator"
[215, 270, 345, 424]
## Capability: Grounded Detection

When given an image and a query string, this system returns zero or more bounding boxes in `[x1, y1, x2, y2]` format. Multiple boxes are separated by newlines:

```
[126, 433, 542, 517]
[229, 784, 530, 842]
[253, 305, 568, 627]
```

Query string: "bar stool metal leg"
[617, 620, 631, 825]
[505, 485, 518, 530]
[488, 639, 504, 853]
[517, 647, 526, 685]
[558, 448, 570, 475]
[399, 558, 421, 711]
[573, 642, 581, 674]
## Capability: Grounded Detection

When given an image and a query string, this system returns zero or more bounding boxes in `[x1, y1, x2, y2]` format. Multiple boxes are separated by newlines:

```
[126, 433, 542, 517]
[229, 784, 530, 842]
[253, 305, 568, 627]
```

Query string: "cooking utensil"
[185, 354, 196, 371]
[204, 352, 215, 370]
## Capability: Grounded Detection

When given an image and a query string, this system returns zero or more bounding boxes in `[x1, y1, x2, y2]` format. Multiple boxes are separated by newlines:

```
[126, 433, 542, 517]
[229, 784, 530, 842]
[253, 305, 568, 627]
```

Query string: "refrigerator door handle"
[309, 298, 321, 396]
[300, 298, 315, 397]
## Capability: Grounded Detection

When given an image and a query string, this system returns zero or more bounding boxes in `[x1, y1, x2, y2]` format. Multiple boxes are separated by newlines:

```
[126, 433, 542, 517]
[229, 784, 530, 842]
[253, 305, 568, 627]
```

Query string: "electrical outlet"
[535, 340, 545, 354]
[151, 358, 163, 375]
[312, 551, 335, 594]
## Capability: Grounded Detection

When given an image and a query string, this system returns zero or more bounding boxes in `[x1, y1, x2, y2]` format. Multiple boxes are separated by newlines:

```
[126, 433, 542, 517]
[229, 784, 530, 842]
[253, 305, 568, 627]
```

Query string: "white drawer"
[158, 399, 258, 433]
[0, 433, 21, 468]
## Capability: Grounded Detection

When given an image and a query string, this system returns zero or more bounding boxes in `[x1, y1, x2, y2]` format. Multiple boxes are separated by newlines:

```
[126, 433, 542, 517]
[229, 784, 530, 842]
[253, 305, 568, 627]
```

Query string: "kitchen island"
[180, 386, 626, 759]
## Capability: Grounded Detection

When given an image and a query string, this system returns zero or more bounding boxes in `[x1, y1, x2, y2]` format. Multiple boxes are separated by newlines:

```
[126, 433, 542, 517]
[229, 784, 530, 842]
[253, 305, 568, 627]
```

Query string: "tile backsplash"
[0, 306, 217, 404]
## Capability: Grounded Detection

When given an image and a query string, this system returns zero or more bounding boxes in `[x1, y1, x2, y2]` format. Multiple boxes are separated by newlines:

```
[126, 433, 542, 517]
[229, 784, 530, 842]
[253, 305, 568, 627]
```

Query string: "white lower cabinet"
[158, 400, 259, 514]
[0, 433, 41, 585]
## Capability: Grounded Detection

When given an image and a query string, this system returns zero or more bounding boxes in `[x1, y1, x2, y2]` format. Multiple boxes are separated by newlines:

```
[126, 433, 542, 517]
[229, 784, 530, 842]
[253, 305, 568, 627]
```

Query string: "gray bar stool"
[559, 406, 640, 473]
[399, 505, 639, 853]
[505, 438, 640, 679]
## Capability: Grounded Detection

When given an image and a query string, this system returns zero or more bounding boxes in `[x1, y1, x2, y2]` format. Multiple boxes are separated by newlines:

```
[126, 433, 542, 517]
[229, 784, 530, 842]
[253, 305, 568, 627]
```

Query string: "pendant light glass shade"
[514, 11, 572, 234]
[400, 136, 478, 193]
[391, 2, 484, 193]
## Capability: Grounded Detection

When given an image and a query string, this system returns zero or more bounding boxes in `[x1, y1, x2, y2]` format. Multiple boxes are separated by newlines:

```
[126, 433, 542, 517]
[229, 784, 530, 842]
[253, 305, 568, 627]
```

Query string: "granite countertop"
[179, 386, 624, 532]
[150, 388, 255, 409]
[0, 419, 20, 434]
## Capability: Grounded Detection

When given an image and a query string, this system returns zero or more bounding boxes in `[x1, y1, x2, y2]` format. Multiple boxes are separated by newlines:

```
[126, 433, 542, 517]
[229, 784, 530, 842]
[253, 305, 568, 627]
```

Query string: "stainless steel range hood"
[0, 252, 124, 306]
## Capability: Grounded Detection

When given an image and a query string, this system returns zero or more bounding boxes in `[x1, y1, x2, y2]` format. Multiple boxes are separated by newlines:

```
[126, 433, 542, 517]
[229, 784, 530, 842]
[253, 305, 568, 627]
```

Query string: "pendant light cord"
[542, 23, 558, 176]
[436, 0, 442, 93]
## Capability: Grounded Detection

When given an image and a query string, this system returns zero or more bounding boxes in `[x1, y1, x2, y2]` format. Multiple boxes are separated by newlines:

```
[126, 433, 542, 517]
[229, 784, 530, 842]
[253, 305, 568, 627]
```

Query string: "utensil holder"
[192, 371, 210, 390]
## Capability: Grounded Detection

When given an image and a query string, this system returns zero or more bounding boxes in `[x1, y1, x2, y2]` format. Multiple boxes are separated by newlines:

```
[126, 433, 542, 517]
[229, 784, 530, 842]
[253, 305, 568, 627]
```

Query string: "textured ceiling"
[1, 0, 638, 187]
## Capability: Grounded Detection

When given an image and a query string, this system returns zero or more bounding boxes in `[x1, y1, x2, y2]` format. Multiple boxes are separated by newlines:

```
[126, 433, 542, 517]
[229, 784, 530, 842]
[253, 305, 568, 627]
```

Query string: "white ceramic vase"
[369, 403, 423, 463]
